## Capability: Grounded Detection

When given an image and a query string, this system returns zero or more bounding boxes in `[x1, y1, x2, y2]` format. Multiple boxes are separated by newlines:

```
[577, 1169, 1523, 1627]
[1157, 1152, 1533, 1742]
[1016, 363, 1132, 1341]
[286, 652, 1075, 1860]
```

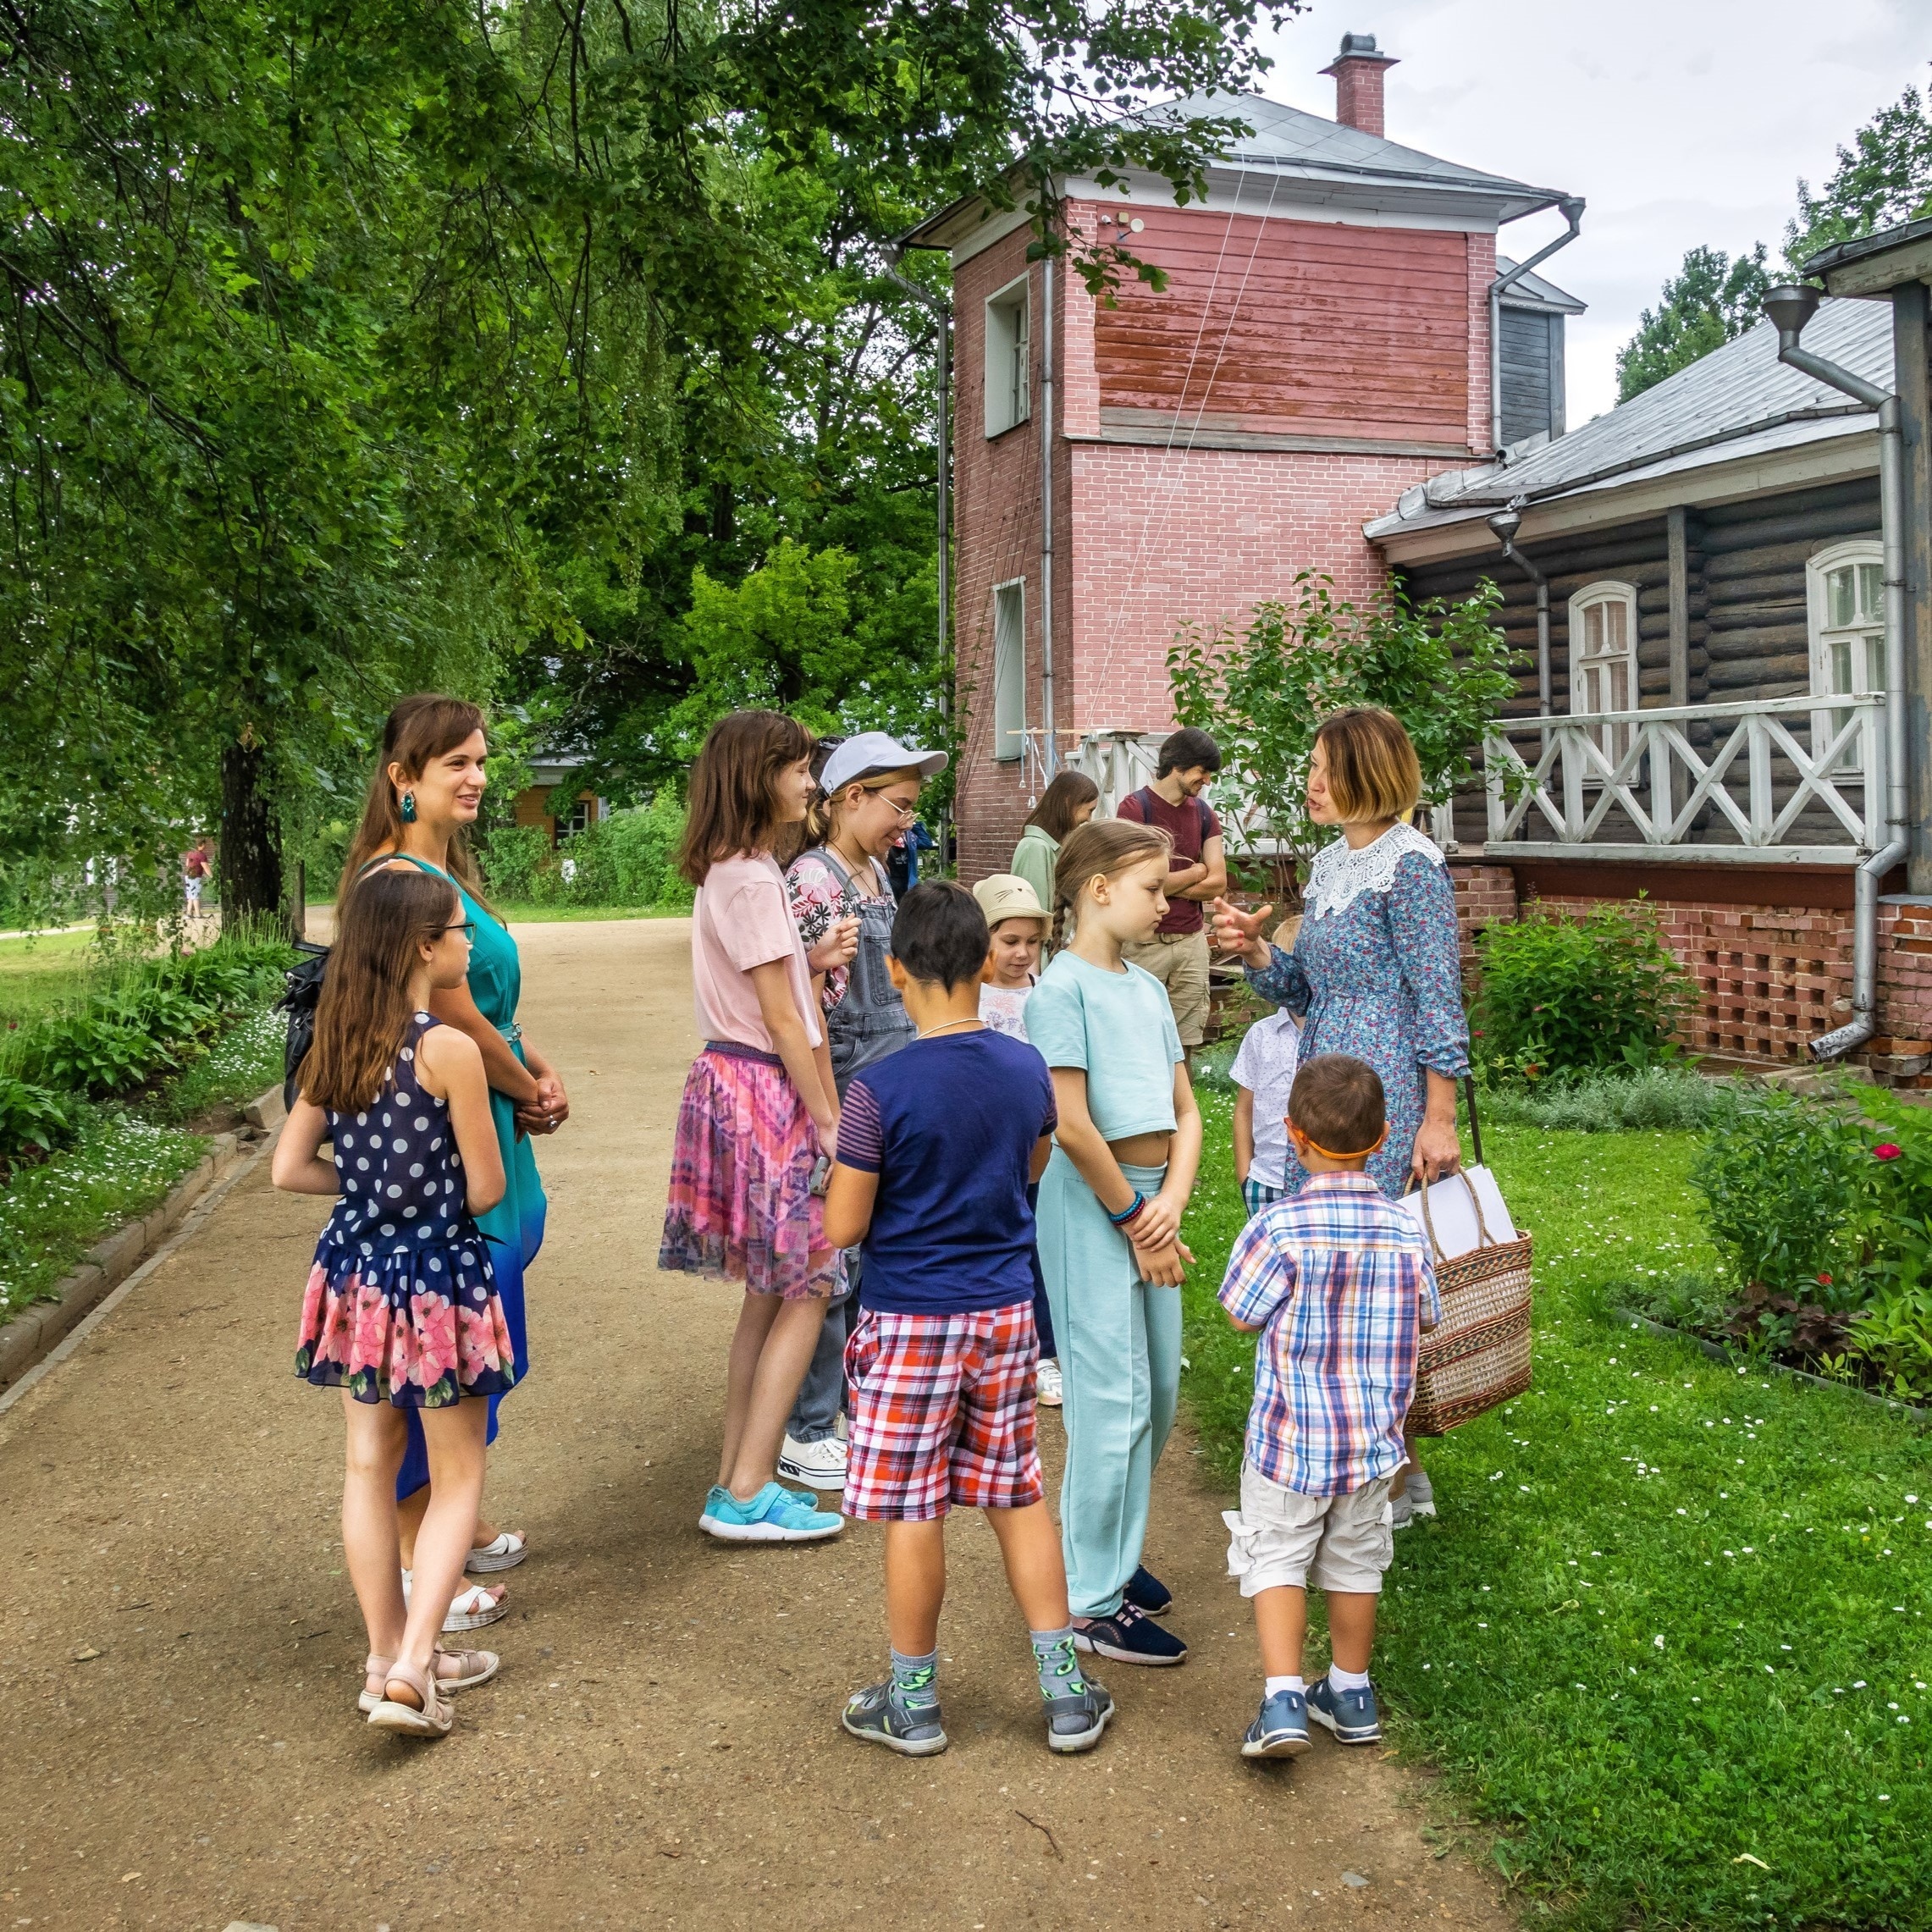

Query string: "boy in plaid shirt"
[1216, 1053, 1440, 1759]
[824, 882, 1114, 1758]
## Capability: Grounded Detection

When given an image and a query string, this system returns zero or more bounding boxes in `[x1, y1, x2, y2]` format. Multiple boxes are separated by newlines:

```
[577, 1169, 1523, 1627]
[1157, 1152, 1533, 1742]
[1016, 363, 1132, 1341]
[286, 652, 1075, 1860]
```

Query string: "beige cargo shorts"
[1222, 1460, 1396, 1596]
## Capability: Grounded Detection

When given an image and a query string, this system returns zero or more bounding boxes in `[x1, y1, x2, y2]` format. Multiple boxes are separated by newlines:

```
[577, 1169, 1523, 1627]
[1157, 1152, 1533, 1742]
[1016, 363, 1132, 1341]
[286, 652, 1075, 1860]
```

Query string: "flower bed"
[1179, 1094, 1932, 1930]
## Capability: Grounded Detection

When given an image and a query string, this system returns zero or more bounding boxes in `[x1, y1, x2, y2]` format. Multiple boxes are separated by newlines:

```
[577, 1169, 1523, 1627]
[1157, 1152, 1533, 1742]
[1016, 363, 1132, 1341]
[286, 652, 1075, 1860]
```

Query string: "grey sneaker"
[1241, 1687, 1310, 1759]
[1306, 1675, 1380, 1744]
[1390, 1486, 1415, 1531]
[1044, 1678, 1114, 1754]
[1406, 1466, 1437, 1517]
[842, 1680, 948, 1757]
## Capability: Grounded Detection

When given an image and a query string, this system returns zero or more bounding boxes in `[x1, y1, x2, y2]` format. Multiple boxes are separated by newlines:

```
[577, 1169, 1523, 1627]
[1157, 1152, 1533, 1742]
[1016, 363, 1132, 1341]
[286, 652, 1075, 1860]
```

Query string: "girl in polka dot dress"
[274, 864, 515, 1738]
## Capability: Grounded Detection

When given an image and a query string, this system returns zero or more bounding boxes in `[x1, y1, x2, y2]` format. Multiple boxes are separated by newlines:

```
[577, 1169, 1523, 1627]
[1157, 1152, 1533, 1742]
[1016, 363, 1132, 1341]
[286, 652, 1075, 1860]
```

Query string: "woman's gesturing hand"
[1210, 897, 1275, 968]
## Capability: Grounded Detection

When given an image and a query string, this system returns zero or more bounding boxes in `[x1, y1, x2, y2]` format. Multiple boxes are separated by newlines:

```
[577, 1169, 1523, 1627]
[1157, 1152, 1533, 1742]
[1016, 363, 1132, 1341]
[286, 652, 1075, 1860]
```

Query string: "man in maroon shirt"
[1117, 728, 1228, 1065]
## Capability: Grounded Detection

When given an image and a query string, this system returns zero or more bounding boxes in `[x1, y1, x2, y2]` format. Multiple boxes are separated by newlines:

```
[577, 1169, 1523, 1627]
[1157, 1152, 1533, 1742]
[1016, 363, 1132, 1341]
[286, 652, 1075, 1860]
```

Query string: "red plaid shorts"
[842, 1301, 1043, 1521]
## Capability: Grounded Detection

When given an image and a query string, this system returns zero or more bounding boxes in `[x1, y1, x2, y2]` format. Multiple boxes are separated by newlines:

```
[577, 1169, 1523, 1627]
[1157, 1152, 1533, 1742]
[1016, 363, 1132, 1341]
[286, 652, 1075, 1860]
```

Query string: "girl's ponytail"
[1052, 816, 1172, 943]
[300, 866, 460, 1113]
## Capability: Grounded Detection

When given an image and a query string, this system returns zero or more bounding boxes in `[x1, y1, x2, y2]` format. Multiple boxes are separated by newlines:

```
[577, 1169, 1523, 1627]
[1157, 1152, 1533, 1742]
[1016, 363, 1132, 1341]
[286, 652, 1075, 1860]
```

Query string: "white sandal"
[465, 1530, 528, 1575]
[358, 1648, 500, 1714]
[400, 1568, 508, 1632]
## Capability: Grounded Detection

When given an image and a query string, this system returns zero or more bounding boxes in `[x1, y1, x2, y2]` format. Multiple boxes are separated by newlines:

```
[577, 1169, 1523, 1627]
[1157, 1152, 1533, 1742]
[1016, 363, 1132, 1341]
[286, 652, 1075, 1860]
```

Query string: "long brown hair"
[1050, 817, 1171, 949]
[339, 695, 494, 914]
[677, 710, 814, 886]
[300, 865, 460, 1113]
[1024, 770, 1100, 842]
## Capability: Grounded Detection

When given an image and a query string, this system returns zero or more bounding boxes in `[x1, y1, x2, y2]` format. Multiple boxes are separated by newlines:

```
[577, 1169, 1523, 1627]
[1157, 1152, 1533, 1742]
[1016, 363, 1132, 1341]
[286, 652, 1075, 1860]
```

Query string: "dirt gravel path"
[0, 918, 1514, 1932]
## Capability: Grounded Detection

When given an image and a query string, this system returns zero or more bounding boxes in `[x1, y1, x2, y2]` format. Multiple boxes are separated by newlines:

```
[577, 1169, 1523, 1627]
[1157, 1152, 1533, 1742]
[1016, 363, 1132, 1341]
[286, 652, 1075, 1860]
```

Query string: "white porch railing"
[1481, 693, 1887, 864]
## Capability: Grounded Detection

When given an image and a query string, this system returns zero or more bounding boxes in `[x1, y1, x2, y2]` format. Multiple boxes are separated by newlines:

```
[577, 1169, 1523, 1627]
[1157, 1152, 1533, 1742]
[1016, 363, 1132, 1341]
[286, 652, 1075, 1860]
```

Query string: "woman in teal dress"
[338, 697, 566, 1600]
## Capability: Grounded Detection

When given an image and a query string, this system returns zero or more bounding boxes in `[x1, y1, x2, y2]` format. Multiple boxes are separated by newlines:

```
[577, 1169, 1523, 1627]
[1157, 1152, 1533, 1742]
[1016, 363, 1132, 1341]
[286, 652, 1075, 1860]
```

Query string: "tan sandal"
[367, 1658, 452, 1737]
[357, 1648, 497, 1714]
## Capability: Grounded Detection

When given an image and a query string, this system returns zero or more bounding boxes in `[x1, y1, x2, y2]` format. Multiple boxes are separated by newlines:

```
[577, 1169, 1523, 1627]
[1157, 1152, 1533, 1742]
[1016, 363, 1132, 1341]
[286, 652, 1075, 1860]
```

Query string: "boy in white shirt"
[1232, 1002, 1304, 1218]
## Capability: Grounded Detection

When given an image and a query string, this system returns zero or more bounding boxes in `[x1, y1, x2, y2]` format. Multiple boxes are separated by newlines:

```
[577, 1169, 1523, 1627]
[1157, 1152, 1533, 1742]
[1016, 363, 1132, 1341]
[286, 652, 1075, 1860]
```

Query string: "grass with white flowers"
[1179, 1097, 1932, 1930]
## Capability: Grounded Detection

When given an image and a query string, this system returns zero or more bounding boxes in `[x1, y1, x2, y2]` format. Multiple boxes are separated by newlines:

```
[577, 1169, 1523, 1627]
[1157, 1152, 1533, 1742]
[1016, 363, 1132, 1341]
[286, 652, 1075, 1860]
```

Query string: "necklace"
[916, 1018, 983, 1041]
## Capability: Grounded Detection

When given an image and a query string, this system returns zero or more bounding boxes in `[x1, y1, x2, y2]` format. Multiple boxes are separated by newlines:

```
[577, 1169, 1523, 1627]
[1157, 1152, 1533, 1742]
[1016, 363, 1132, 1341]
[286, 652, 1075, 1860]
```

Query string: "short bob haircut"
[1315, 706, 1422, 823]
[890, 880, 989, 992]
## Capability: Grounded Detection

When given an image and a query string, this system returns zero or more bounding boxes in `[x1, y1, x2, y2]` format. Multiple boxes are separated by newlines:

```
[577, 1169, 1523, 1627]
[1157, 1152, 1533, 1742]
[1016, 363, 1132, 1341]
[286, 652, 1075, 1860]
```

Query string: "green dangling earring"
[400, 791, 417, 825]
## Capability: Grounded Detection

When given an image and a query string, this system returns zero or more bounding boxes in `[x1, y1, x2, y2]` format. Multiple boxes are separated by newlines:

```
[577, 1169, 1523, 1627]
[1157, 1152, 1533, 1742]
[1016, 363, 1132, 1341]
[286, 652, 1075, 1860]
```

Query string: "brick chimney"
[1321, 31, 1398, 139]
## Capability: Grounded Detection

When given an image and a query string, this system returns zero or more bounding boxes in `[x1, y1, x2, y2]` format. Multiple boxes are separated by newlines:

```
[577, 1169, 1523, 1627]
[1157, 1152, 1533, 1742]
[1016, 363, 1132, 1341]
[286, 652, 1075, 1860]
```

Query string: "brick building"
[902, 33, 1580, 882]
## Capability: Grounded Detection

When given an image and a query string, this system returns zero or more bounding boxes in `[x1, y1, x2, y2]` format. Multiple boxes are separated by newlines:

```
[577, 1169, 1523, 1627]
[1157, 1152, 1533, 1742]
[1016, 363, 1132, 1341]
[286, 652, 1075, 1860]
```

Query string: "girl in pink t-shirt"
[659, 710, 847, 1545]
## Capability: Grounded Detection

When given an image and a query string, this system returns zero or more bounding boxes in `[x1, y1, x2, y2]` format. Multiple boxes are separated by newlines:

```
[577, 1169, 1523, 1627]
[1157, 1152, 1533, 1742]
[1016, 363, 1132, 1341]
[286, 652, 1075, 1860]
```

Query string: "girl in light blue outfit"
[1026, 819, 1202, 1669]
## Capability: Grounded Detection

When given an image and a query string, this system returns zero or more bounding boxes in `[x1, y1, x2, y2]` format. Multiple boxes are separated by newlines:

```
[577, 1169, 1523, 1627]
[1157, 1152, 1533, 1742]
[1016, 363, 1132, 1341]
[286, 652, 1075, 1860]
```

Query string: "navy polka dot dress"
[295, 1014, 518, 1407]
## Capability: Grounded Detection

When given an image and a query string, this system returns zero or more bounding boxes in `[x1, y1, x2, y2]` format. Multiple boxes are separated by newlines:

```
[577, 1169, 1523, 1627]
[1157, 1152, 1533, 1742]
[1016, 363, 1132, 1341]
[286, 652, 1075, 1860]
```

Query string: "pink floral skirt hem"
[659, 1048, 836, 1300]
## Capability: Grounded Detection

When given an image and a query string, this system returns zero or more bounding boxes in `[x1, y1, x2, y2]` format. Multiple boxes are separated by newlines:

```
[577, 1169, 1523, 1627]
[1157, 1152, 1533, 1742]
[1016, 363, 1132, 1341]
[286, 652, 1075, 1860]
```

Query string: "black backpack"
[276, 939, 330, 1110]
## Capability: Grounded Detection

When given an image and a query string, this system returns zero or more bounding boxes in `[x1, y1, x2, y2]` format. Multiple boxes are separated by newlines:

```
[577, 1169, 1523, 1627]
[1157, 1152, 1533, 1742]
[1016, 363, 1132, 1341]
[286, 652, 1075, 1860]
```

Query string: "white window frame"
[983, 273, 1031, 439]
[1566, 579, 1639, 769]
[1806, 538, 1886, 770]
[991, 578, 1026, 763]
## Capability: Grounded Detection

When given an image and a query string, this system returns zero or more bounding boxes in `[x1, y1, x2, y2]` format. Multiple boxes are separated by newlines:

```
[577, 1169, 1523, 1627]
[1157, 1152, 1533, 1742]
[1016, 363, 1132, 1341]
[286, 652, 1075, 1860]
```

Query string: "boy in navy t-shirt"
[825, 880, 1114, 1758]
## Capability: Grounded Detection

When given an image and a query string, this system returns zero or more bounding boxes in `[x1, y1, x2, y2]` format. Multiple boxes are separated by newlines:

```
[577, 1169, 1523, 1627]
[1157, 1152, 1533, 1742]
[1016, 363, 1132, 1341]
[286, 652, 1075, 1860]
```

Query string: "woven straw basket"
[1405, 1085, 1534, 1436]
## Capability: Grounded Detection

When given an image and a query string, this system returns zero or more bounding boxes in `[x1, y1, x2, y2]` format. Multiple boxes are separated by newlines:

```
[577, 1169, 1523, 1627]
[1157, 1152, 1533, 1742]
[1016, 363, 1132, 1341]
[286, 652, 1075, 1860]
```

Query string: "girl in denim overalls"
[783, 732, 949, 1490]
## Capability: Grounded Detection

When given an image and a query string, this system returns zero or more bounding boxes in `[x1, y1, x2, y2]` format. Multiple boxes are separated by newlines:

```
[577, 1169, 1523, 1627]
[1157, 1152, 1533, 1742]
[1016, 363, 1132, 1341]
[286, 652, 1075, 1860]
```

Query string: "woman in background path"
[781, 731, 949, 1493]
[340, 695, 566, 1623]
[1211, 706, 1468, 1526]
[1010, 771, 1099, 932]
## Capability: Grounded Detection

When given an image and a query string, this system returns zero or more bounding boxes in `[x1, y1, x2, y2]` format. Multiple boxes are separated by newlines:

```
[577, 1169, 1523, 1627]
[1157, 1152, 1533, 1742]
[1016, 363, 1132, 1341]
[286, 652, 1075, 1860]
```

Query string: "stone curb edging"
[1612, 1306, 1930, 1420]
[0, 1081, 284, 1397]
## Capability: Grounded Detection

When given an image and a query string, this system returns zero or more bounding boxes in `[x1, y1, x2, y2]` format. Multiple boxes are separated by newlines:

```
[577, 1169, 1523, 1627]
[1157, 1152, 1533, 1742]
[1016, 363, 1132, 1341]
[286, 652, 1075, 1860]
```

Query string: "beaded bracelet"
[1107, 1191, 1146, 1227]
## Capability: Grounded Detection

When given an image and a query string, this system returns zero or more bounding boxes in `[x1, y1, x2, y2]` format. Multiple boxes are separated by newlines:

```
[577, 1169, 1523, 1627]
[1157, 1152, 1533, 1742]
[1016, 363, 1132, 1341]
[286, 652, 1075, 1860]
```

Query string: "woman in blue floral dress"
[1212, 708, 1469, 1520]
[1213, 707, 1469, 1192]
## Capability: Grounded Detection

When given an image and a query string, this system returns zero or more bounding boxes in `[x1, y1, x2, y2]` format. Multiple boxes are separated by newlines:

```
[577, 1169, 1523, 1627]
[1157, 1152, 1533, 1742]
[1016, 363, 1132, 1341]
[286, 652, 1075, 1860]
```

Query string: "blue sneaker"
[1240, 1688, 1310, 1759]
[1306, 1675, 1380, 1744]
[699, 1482, 842, 1543]
[842, 1679, 948, 1757]
[1071, 1603, 1188, 1666]
[1123, 1564, 1173, 1617]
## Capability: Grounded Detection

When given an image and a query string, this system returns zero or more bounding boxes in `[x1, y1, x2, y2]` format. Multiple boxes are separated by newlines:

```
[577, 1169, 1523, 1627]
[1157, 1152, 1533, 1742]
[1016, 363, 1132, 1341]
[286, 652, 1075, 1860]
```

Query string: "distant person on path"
[971, 871, 1063, 1410]
[274, 864, 516, 1738]
[825, 882, 1113, 1758]
[1028, 818, 1203, 1668]
[182, 837, 213, 916]
[1211, 706, 1469, 1527]
[1217, 1053, 1439, 1761]
[885, 815, 936, 898]
[780, 731, 949, 1496]
[1009, 770, 1099, 935]
[660, 710, 845, 1545]
[340, 695, 566, 1626]
[1117, 728, 1228, 1066]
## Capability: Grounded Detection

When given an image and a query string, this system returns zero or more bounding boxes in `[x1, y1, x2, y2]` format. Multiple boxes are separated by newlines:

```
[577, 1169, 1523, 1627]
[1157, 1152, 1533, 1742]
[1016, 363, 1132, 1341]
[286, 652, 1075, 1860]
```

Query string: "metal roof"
[1496, 254, 1586, 315]
[1364, 295, 1891, 539]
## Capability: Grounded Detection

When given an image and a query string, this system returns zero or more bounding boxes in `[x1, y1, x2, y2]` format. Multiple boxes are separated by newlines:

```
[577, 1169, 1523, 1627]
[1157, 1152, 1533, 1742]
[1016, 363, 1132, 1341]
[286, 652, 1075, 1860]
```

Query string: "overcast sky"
[1244, 0, 1929, 424]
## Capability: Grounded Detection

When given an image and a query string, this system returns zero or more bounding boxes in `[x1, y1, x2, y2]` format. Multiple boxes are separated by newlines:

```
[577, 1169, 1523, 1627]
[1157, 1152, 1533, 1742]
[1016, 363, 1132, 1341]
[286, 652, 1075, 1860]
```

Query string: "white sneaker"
[1036, 1358, 1064, 1407]
[1406, 1467, 1437, 1517]
[778, 1432, 848, 1492]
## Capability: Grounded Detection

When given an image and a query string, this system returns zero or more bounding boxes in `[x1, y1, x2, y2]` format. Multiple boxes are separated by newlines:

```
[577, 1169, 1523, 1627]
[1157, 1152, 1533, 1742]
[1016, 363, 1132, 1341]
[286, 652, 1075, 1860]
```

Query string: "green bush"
[1473, 898, 1695, 1081]
[1690, 1085, 1882, 1300]
[0, 1074, 79, 1170]
[1474, 1064, 1730, 1133]
[477, 796, 693, 909]
[477, 824, 551, 903]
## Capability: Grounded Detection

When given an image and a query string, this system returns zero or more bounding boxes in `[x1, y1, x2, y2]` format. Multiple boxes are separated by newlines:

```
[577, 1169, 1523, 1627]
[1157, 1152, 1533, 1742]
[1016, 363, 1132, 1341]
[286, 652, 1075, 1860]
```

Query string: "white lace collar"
[1302, 821, 1444, 923]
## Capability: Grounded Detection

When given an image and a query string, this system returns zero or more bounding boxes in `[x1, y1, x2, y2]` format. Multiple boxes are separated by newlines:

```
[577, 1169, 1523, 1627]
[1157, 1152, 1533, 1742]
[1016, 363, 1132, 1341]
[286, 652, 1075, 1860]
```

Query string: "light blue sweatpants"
[1036, 1150, 1182, 1618]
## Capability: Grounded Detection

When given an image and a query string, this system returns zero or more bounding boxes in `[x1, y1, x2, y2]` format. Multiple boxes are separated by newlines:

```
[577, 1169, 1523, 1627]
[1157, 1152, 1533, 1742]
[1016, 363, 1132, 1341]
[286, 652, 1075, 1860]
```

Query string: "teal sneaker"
[699, 1481, 842, 1543]
[1306, 1675, 1380, 1744]
[842, 1679, 948, 1757]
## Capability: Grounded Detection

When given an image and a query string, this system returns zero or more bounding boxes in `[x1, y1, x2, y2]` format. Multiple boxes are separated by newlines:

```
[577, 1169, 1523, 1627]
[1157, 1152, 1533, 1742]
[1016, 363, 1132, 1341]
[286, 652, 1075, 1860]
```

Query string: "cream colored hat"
[973, 874, 1050, 930]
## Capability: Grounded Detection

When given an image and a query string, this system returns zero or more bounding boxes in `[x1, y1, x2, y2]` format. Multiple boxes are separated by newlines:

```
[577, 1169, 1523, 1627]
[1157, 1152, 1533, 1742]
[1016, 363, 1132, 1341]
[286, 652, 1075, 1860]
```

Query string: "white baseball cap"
[820, 731, 948, 795]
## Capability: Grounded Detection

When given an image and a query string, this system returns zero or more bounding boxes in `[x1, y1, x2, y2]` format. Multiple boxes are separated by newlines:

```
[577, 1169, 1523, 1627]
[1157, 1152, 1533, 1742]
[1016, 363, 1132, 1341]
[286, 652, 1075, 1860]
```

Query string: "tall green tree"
[1615, 246, 1771, 403]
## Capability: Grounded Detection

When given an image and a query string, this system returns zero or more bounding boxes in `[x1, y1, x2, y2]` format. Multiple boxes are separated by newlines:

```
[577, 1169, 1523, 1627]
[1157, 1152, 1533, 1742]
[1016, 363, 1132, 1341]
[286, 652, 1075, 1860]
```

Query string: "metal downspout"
[1487, 506, 1553, 715]
[1040, 255, 1057, 778]
[1488, 199, 1585, 455]
[1764, 288, 1908, 1061]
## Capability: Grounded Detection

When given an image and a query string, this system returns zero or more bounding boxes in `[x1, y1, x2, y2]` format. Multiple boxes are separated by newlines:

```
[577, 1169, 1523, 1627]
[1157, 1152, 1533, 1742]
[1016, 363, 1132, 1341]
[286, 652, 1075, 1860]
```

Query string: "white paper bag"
[1399, 1165, 1518, 1260]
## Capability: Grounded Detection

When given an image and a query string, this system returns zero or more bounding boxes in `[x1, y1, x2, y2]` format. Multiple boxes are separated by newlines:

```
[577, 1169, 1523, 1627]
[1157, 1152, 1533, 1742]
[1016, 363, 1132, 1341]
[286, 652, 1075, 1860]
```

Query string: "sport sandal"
[367, 1659, 454, 1738]
[357, 1648, 500, 1714]
[1044, 1679, 1114, 1754]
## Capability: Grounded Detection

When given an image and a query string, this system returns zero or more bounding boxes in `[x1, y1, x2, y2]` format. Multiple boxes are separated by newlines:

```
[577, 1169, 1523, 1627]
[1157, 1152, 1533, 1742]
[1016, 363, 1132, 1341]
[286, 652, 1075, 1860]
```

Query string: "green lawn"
[1179, 1095, 1932, 1931]
[0, 928, 98, 1025]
